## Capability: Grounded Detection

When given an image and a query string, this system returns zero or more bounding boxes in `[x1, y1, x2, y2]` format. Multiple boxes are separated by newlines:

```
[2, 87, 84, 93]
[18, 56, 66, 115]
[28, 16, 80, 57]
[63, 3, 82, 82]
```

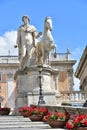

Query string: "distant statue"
[36, 17, 56, 65]
[14, 15, 42, 69]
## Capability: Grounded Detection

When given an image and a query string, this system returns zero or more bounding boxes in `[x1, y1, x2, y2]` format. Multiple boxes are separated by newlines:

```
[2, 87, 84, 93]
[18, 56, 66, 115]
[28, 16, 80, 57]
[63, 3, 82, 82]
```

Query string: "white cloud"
[0, 37, 7, 47]
[0, 30, 18, 55]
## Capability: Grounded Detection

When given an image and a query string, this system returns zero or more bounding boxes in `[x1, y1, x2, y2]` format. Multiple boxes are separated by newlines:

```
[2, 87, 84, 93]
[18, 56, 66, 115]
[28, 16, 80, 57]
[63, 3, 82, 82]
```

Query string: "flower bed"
[0, 107, 10, 115]
[43, 110, 70, 121]
[19, 105, 48, 119]
[66, 114, 87, 130]
[43, 110, 70, 128]
[19, 106, 32, 117]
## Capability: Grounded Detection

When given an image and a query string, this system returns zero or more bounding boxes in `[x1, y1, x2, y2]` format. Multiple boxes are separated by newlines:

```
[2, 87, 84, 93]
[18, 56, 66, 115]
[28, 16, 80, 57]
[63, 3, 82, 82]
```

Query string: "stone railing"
[0, 56, 19, 63]
[46, 105, 87, 114]
[50, 52, 71, 61]
[40, 90, 87, 114]
[60, 91, 87, 103]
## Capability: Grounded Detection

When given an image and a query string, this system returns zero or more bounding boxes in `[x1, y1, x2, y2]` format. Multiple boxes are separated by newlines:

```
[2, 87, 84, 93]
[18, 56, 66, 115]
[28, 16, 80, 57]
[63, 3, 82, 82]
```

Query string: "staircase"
[0, 116, 66, 130]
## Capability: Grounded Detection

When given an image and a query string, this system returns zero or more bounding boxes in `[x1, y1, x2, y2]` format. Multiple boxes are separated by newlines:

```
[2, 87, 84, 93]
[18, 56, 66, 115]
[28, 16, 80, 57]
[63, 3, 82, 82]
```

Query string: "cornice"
[51, 60, 76, 66]
[0, 63, 19, 68]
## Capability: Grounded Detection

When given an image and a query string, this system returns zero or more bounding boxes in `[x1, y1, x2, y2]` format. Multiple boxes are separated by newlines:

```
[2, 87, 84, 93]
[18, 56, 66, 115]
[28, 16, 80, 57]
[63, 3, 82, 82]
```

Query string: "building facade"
[0, 50, 76, 110]
[75, 46, 87, 91]
[50, 50, 76, 91]
[0, 55, 19, 110]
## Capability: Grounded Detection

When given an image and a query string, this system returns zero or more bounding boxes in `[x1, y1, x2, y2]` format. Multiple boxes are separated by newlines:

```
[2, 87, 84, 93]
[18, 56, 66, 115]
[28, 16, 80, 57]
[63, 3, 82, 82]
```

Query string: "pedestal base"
[27, 91, 58, 106]
[14, 65, 60, 115]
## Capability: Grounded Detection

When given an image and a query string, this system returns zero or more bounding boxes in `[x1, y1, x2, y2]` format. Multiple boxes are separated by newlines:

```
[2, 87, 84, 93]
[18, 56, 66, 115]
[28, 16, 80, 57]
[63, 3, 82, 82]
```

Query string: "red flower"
[66, 121, 73, 130]
[78, 114, 86, 121]
[73, 119, 79, 123]
[66, 114, 87, 130]
[43, 111, 70, 122]
[19, 106, 32, 113]
[84, 120, 87, 126]
[19, 106, 48, 116]
[42, 112, 51, 122]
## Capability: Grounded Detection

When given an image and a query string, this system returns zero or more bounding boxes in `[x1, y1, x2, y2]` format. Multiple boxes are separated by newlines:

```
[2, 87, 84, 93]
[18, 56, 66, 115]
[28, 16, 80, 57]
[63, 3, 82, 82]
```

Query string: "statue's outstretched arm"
[34, 32, 42, 38]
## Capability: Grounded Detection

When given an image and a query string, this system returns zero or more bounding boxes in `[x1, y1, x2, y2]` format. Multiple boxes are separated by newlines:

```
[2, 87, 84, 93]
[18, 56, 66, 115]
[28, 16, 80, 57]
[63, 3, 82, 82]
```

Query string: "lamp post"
[38, 65, 46, 105]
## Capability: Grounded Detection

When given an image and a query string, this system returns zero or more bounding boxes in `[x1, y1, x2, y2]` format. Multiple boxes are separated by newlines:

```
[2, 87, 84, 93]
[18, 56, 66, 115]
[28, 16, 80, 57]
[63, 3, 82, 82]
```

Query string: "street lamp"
[38, 65, 46, 105]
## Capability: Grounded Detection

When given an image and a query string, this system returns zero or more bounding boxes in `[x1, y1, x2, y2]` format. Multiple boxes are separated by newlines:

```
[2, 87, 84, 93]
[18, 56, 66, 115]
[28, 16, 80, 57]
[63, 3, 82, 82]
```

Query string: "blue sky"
[0, 0, 87, 89]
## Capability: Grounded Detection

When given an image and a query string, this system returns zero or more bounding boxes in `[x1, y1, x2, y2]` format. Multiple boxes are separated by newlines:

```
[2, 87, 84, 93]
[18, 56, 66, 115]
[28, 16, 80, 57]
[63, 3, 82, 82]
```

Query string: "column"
[6, 73, 15, 111]
[67, 69, 74, 90]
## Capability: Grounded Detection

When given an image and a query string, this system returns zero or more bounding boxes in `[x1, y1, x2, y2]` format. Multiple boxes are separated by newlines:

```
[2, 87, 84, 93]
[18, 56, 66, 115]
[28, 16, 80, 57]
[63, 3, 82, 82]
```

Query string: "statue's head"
[22, 15, 30, 22]
[45, 17, 52, 22]
[45, 16, 52, 31]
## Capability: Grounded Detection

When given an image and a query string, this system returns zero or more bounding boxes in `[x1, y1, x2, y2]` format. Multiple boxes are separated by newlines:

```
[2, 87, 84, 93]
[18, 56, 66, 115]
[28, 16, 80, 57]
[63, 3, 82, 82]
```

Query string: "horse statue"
[36, 17, 56, 65]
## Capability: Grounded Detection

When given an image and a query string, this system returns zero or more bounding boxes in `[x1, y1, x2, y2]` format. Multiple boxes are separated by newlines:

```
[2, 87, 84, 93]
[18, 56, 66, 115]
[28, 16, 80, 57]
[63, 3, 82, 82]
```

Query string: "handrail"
[50, 52, 71, 60]
[60, 91, 87, 103]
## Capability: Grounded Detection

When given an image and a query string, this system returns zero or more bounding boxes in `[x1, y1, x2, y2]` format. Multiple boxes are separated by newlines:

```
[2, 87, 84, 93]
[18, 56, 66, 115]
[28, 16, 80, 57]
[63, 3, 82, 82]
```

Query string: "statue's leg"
[42, 48, 45, 64]
[36, 44, 39, 64]
[29, 47, 35, 58]
[43, 51, 49, 64]
[23, 45, 26, 57]
[20, 45, 26, 69]
[36, 42, 43, 65]
[18, 46, 23, 69]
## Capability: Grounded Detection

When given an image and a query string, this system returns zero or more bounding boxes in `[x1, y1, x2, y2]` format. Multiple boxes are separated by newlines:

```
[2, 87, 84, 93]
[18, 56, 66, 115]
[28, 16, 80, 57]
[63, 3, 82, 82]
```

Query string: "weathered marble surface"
[36, 17, 56, 65]
[14, 65, 61, 114]
[15, 15, 42, 69]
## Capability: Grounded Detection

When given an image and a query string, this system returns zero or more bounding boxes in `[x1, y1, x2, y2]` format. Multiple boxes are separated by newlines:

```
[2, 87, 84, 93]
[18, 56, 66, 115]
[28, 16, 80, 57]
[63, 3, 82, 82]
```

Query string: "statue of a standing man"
[14, 15, 42, 69]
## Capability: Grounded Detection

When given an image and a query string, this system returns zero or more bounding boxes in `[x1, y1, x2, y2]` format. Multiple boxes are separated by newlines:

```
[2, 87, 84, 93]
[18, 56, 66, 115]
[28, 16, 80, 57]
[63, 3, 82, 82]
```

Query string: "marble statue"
[36, 17, 56, 65]
[14, 15, 42, 69]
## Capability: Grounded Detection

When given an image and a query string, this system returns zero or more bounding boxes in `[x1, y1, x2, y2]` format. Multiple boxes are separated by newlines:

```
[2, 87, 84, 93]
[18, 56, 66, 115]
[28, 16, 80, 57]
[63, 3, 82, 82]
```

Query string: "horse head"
[45, 17, 52, 31]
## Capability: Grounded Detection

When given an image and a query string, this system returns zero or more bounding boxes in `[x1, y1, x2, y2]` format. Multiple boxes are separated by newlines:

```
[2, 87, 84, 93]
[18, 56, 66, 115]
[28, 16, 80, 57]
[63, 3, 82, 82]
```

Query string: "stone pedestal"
[27, 91, 58, 106]
[14, 65, 60, 115]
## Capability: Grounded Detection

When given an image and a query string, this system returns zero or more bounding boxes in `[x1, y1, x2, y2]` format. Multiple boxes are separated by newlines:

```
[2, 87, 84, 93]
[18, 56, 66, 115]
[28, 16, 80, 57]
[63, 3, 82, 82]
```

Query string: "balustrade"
[50, 52, 71, 61]
[60, 91, 87, 103]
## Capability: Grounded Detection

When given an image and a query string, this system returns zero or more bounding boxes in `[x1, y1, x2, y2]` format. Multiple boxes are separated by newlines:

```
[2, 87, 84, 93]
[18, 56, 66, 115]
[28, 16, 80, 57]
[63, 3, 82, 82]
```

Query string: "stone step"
[0, 119, 29, 121]
[0, 116, 66, 130]
[0, 118, 30, 121]
[0, 116, 27, 118]
[0, 119, 30, 122]
[0, 122, 46, 125]
[0, 120, 48, 124]
[0, 116, 50, 129]
[0, 124, 50, 129]
[0, 116, 29, 120]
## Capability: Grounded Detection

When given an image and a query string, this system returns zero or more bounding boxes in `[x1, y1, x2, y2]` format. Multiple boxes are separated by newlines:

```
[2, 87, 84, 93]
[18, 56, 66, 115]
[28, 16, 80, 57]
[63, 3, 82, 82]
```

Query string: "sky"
[0, 0, 87, 90]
